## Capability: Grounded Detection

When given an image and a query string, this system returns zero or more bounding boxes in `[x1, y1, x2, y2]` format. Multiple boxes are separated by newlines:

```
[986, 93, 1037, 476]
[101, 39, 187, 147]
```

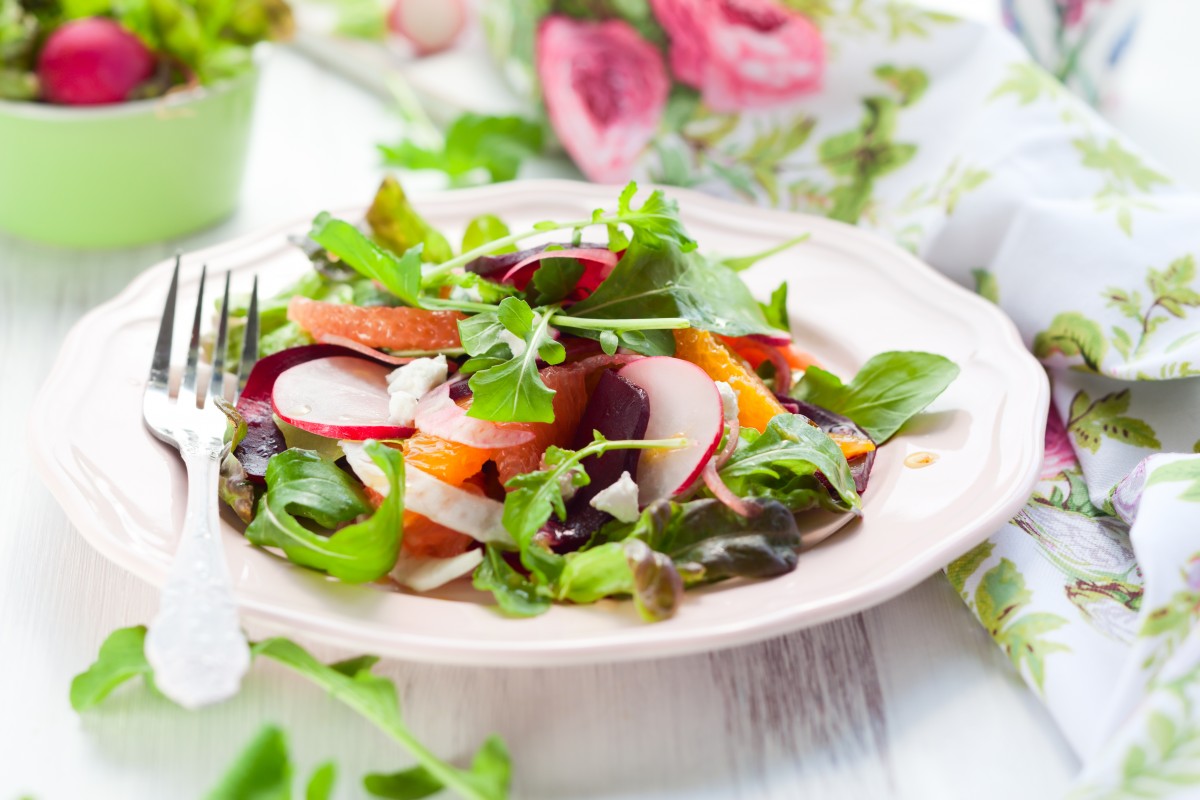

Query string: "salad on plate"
[214, 179, 959, 622]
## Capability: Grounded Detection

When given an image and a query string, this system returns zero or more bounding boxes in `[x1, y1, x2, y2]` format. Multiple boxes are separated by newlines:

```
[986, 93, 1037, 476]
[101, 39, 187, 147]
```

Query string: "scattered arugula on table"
[72, 627, 512, 800]
[380, 113, 544, 186]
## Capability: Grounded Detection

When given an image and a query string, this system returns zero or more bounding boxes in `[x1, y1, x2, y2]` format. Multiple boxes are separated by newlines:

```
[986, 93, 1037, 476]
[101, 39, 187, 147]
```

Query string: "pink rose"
[536, 16, 669, 184]
[1041, 406, 1077, 480]
[651, 0, 825, 112]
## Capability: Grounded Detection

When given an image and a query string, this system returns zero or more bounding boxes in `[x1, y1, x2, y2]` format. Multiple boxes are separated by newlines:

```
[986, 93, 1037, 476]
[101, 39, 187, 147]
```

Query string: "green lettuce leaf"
[245, 442, 404, 583]
[203, 724, 292, 800]
[472, 544, 553, 617]
[791, 351, 959, 442]
[365, 176, 453, 263]
[551, 539, 682, 622]
[461, 214, 515, 254]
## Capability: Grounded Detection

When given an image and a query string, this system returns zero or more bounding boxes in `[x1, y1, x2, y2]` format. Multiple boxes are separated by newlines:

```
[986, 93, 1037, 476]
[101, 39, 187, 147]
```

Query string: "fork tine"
[236, 275, 259, 399]
[149, 255, 181, 391]
[179, 265, 206, 409]
[210, 272, 231, 404]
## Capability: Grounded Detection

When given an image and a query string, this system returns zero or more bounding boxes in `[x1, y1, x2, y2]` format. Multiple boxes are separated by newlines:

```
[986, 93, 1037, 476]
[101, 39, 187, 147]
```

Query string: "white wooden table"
[3, 5, 1196, 793]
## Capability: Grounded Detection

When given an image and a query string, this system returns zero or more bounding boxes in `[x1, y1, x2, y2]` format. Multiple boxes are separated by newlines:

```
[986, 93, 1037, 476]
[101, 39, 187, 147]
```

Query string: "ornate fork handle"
[144, 439, 251, 710]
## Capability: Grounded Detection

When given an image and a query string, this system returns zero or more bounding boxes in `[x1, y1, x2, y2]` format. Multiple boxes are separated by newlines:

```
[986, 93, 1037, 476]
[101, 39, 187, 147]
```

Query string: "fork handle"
[145, 445, 251, 709]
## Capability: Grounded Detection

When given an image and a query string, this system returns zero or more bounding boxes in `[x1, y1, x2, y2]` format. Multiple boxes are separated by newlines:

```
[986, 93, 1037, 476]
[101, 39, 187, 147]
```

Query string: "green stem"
[422, 297, 692, 332]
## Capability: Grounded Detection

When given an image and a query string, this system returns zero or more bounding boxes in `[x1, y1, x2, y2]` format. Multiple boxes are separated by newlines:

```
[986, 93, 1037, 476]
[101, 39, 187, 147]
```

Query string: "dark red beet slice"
[542, 370, 650, 552]
[235, 343, 402, 480]
[786, 398, 877, 495]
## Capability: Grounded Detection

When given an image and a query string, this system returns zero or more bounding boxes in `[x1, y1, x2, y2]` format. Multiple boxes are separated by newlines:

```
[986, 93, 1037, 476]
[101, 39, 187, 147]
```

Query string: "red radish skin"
[388, 0, 466, 55]
[272, 356, 414, 440]
[502, 248, 619, 286]
[617, 357, 723, 504]
[37, 18, 157, 106]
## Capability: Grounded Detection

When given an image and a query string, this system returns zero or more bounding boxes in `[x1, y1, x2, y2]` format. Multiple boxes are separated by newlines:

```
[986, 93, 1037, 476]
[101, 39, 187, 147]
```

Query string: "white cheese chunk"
[715, 380, 739, 424]
[385, 355, 447, 426]
[589, 471, 641, 523]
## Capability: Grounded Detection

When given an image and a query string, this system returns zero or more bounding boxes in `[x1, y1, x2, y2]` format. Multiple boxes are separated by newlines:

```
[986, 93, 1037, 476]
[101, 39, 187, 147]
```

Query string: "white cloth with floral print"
[488, 0, 1200, 794]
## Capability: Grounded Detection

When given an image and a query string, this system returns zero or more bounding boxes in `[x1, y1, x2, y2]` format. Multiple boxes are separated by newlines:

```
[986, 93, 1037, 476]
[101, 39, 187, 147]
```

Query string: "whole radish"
[37, 18, 157, 106]
[388, 0, 466, 56]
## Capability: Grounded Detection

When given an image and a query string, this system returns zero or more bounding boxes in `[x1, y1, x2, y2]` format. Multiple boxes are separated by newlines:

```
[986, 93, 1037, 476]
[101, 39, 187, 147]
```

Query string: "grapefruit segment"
[288, 296, 464, 351]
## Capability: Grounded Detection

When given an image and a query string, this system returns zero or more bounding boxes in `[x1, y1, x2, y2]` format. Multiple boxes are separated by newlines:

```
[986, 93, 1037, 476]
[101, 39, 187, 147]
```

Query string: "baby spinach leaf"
[759, 282, 789, 332]
[253, 638, 512, 800]
[307, 213, 423, 308]
[565, 236, 775, 341]
[634, 499, 803, 584]
[467, 299, 561, 423]
[203, 724, 292, 800]
[529, 257, 585, 305]
[69, 626, 153, 711]
[365, 176, 453, 263]
[720, 414, 861, 514]
[379, 113, 543, 186]
[245, 442, 404, 583]
[791, 351, 959, 442]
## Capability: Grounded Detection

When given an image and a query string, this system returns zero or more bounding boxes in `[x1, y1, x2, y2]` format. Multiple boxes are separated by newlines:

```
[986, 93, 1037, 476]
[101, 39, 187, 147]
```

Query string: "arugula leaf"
[791, 351, 960, 442]
[466, 299, 562, 423]
[69, 626, 154, 711]
[472, 544, 553, 618]
[529, 257, 585, 305]
[203, 724, 292, 800]
[603, 182, 697, 253]
[253, 638, 511, 800]
[634, 499, 803, 584]
[717, 234, 810, 273]
[307, 213, 423, 307]
[245, 442, 404, 583]
[366, 737, 509, 799]
[565, 235, 776, 344]
[365, 176, 453, 263]
[759, 282, 789, 332]
[462, 214, 515, 254]
[719, 414, 861, 514]
[379, 113, 543, 185]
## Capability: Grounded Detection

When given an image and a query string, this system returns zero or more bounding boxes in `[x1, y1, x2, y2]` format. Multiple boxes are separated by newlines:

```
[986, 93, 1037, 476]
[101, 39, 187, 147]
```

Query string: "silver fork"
[142, 257, 257, 709]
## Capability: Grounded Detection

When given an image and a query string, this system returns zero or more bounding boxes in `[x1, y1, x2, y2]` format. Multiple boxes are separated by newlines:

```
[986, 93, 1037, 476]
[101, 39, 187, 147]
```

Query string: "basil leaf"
[565, 236, 775, 340]
[462, 214, 514, 254]
[720, 414, 861, 514]
[792, 351, 960, 442]
[466, 298, 558, 423]
[308, 213, 423, 308]
[204, 724, 292, 800]
[379, 113, 543, 185]
[253, 638, 511, 800]
[637, 499, 803, 584]
[69, 626, 153, 711]
[365, 176, 453, 263]
[245, 443, 404, 583]
[472, 544, 553, 617]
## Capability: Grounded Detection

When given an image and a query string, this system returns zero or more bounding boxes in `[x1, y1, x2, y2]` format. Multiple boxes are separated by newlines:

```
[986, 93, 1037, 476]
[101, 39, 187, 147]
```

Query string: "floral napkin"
[485, 0, 1200, 794]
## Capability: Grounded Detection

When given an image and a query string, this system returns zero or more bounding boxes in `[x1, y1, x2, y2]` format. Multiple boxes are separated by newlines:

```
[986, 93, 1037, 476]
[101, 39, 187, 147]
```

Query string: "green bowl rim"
[0, 43, 267, 121]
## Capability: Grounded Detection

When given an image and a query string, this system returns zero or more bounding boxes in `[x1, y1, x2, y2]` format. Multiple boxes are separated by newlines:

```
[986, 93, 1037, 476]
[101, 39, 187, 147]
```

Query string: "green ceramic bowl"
[0, 64, 260, 248]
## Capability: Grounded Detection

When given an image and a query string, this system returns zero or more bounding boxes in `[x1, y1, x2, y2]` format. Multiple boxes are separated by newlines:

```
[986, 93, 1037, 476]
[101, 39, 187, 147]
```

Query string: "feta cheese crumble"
[386, 355, 448, 426]
[589, 471, 641, 523]
[715, 380, 739, 423]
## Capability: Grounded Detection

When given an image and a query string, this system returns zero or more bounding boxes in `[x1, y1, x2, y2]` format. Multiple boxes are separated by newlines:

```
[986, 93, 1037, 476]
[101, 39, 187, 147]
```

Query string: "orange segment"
[401, 511, 474, 558]
[828, 432, 877, 461]
[673, 329, 786, 433]
[720, 336, 819, 372]
[288, 296, 465, 351]
[402, 433, 490, 486]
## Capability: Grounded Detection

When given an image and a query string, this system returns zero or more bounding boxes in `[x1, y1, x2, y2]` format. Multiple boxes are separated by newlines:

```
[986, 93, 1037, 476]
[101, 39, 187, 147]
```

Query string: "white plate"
[30, 180, 1047, 666]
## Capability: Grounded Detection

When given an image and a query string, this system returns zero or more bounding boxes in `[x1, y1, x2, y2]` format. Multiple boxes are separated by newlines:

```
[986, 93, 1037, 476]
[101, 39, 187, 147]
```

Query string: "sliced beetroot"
[235, 343, 403, 480]
[789, 399, 877, 495]
[543, 371, 651, 552]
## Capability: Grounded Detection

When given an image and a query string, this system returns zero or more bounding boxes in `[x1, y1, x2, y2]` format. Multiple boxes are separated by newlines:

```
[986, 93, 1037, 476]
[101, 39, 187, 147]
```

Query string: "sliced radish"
[501, 248, 619, 286]
[273, 356, 413, 440]
[342, 442, 513, 545]
[617, 357, 723, 504]
[413, 381, 535, 448]
[388, 0, 465, 55]
[316, 334, 415, 366]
